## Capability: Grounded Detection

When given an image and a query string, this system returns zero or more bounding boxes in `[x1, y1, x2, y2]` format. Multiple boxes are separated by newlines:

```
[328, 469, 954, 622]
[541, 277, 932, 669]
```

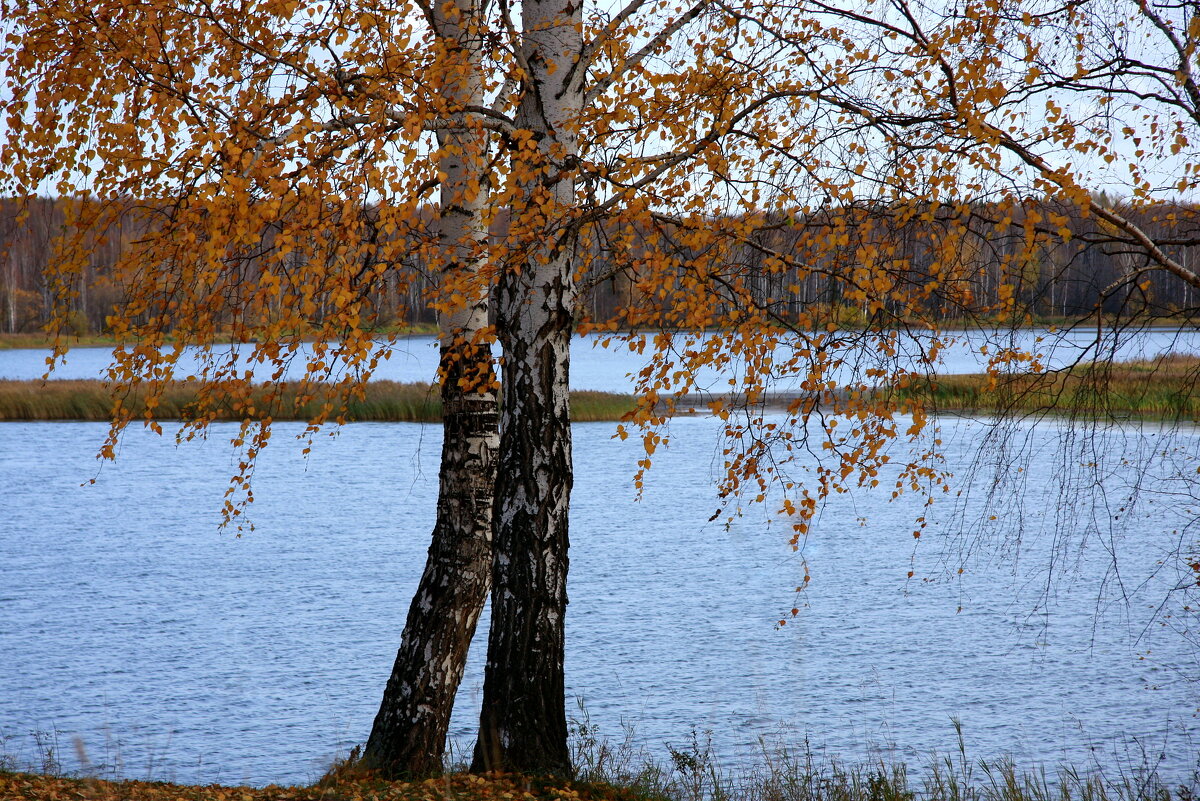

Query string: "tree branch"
[582, 0, 712, 107]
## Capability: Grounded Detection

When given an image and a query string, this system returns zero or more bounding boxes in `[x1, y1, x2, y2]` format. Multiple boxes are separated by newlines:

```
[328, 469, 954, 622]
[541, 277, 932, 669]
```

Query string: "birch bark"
[361, 3, 498, 777]
[471, 0, 583, 775]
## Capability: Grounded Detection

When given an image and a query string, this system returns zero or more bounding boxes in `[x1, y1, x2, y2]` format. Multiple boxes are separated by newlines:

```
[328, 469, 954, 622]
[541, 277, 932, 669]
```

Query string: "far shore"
[4, 315, 1199, 351]
[2, 352, 1198, 423]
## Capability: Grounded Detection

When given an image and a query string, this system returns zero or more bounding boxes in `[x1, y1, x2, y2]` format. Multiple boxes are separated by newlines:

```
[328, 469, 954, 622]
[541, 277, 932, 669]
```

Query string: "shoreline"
[4, 317, 1199, 352]
[0, 379, 636, 423]
[2, 748, 1196, 801]
[2, 365, 1197, 423]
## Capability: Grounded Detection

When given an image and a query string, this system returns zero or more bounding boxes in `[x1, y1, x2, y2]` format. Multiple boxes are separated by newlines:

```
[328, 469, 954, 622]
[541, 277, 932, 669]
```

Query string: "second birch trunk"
[472, 0, 583, 775]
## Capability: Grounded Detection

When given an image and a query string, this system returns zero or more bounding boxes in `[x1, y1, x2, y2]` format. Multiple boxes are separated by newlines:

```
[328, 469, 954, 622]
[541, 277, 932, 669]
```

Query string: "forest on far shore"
[4, 194, 1199, 337]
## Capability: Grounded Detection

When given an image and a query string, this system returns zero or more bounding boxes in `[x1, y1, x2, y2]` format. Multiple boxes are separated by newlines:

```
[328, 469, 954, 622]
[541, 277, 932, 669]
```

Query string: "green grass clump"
[0, 379, 637, 423]
[569, 390, 640, 422]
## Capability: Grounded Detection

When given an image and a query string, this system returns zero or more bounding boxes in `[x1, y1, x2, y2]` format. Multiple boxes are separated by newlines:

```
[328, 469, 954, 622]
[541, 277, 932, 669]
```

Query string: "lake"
[0, 410, 1195, 786]
[1, 403, 1198, 786]
[4, 327, 1200, 390]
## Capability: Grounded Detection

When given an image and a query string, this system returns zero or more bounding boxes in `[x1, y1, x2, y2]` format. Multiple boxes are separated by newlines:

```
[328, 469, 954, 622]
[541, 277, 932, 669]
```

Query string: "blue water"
[4, 328, 1200, 390]
[1, 410, 1197, 787]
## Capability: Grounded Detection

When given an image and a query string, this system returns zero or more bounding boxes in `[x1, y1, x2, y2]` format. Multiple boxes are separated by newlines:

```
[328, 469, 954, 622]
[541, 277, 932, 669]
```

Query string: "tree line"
[5, 195, 1199, 336]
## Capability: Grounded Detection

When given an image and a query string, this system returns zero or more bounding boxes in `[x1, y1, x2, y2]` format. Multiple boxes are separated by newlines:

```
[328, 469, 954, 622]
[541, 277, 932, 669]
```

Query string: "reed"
[0, 379, 637, 423]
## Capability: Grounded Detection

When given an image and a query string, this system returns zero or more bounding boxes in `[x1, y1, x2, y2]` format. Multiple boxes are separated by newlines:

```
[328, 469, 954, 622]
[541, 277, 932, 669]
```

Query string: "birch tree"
[1, 0, 506, 779]
[469, 0, 582, 772]
[464, 0, 1200, 771]
[359, 0, 498, 778]
[4, 0, 1199, 781]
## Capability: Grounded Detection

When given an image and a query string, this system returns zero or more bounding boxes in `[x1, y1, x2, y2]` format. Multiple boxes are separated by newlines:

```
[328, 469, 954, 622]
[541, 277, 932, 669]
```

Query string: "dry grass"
[3, 739, 1191, 801]
[0, 770, 659, 801]
[889, 354, 1200, 421]
[0, 379, 636, 423]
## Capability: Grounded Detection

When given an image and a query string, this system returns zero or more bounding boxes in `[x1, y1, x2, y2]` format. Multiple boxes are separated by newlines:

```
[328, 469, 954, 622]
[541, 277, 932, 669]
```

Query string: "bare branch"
[418, 106, 518, 136]
[582, 0, 712, 107]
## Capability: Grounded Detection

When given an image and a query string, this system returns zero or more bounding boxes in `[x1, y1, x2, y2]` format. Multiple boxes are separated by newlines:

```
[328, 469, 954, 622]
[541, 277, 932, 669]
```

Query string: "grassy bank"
[2, 716, 1195, 801]
[5, 355, 1200, 423]
[0, 771, 643, 801]
[0, 379, 636, 423]
[0, 332, 124, 350]
[891, 354, 1200, 421]
[1, 751, 1194, 801]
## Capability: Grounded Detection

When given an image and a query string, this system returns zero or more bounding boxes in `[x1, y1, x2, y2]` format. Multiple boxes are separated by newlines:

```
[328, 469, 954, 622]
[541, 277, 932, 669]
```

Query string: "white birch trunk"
[472, 0, 583, 775]
[362, 4, 498, 777]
